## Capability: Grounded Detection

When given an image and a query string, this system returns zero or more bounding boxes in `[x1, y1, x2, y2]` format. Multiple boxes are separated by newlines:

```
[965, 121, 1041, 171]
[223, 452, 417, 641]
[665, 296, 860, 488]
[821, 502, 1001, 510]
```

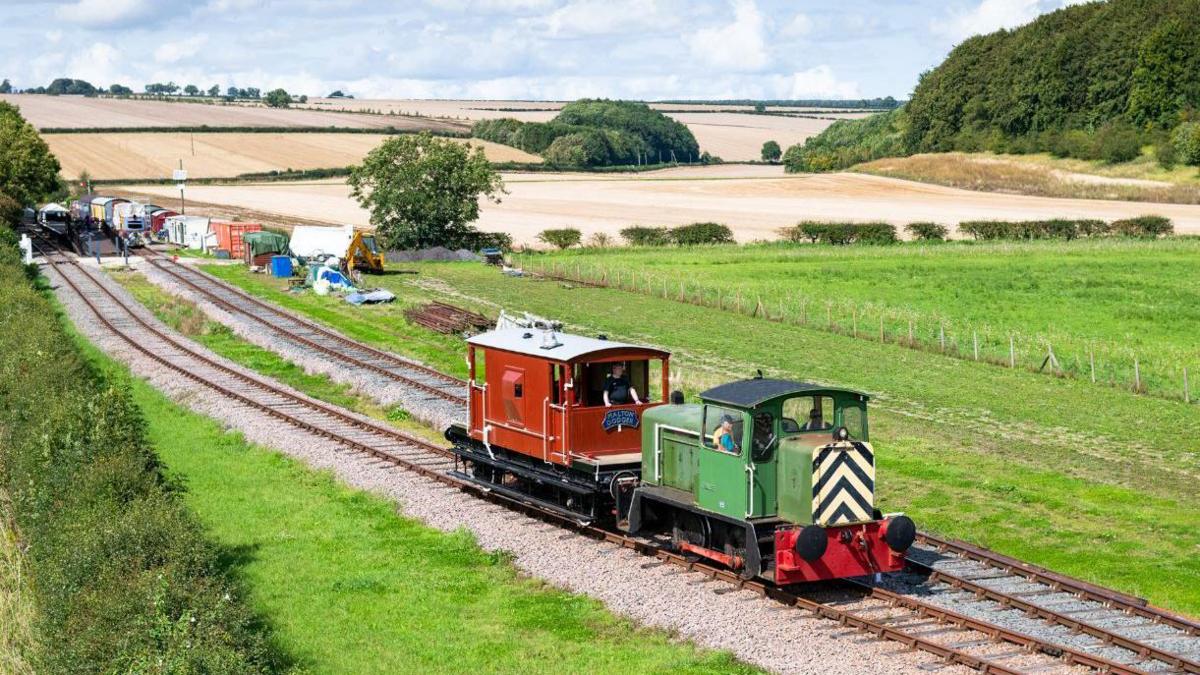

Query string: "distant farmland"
[0, 94, 467, 132]
[46, 132, 539, 180]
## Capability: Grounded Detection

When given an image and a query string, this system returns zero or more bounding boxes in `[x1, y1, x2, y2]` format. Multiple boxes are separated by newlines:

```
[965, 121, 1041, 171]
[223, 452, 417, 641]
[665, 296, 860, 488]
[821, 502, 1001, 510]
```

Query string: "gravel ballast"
[46, 258, 969, 675]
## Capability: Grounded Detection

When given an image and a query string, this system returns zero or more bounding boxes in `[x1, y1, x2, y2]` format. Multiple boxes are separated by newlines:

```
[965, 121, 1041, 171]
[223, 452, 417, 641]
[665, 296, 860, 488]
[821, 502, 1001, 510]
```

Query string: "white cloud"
[778, 65, 860, 99]
[779, 13, 813, 38]
[933, 0, 1087, 42]
[154, 34, 209, 64]
[541, 0, 674, 37]
[65, 42, 125, 84]
[55, 0, 172, 27]
[688, 0, 769, 72]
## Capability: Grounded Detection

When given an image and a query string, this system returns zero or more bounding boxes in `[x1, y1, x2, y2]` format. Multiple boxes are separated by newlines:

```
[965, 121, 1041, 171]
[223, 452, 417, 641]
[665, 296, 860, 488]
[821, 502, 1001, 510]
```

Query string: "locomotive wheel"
[671, 510, 709, 550]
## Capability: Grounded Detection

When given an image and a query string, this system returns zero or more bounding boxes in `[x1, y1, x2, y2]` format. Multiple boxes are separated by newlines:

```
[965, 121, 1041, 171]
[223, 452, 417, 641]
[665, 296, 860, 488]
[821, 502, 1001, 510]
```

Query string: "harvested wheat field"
[0, 94, 468, 132]
[46, 133, 539, 180]
[120, 165, 1200, 244]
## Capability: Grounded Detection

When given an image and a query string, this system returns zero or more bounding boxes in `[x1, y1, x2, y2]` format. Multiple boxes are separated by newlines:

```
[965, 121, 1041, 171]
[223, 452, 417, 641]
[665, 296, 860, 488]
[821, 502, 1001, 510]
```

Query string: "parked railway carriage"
[446, 328, 916, 583]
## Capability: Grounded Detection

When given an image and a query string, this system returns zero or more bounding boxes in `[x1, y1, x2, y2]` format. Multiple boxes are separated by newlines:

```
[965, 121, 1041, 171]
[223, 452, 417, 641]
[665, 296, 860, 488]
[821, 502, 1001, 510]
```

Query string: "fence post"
[939, 324, 945, 352]
[972, 331, 979, 361]
[908, 319, 914, 346]
[717, 288, 722, 310]
[827, 303, 832, 329]
[1009, 335, 1015, 368]
[852, 308, 858, 338]
[1089, 349, 1095, 383]
[879, 315, 885, 343]
[1134, 357, 1141, 392]
[736, 291, 743, 314]
[800, 299, 807, 325]
[1185, 367, 1191, 404]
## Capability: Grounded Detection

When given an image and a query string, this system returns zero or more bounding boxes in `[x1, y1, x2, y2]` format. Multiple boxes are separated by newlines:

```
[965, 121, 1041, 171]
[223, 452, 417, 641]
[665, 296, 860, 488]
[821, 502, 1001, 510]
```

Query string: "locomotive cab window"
[842, 404, 867, 440]
[782, 395, 835, 434]
[751, 411, 776, 462]
[703, 405, 743, 455]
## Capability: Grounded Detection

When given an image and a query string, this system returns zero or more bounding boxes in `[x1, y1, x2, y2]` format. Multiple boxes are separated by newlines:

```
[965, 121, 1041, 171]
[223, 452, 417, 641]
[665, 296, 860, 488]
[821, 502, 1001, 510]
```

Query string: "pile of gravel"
[137, 261, 464, 432]
[386, 246, 479, 263]
[50, 261, 955, 675]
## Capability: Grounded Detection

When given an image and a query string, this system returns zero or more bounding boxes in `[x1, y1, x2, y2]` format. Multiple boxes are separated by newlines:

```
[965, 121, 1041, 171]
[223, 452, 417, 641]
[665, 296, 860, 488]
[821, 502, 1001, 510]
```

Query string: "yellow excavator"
[343, 230, 385, 280]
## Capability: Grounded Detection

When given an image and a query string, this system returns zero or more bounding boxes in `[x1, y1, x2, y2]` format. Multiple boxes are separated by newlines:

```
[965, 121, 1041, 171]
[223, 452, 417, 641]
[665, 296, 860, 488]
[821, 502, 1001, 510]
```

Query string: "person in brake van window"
[713, 415, 740, 453]
[603, 363, 642, 406]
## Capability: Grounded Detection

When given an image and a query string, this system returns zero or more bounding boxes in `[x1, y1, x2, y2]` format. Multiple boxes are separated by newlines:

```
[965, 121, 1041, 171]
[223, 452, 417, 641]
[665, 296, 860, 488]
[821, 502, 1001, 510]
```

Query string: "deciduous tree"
[348, 133, 505, 249]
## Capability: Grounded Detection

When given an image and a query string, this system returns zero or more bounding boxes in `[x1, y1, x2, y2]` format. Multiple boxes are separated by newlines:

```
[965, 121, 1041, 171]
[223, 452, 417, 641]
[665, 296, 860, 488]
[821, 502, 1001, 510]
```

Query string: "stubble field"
[46, 132, 539, 180]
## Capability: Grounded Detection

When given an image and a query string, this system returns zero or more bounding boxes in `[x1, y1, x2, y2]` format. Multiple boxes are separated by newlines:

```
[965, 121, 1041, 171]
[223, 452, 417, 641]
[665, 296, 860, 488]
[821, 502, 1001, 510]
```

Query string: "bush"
[586, 232, 613, 248]
[1111, 215, 1173, 237]
[620, 226, 672, 246]
[462, 230, 513, 251]
[537, 228, 582, 249]
[905, 222, 948, 241]
[779, 221, 895, 245]
[1173, 122, 1200, 166]
[1075, 219, 1110, 237]
[0, 191, 20, 227]
[856, 222, 898, 244]
[1155, 138, 1178, 169]
[1095, 122, 1143, 164]
[670, 222, 734, 245]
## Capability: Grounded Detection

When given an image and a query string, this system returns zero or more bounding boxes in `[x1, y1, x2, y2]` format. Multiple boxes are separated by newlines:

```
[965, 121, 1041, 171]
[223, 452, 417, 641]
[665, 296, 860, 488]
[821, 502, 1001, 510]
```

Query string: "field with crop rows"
[517, 238, 1200, 402]
[46, 132, 539, 180]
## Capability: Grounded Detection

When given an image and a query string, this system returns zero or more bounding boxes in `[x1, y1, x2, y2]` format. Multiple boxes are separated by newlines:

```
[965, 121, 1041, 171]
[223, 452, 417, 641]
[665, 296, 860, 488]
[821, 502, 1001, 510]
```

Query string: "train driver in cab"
[713, 415, 740, 453]
[603, 363, 642, 406]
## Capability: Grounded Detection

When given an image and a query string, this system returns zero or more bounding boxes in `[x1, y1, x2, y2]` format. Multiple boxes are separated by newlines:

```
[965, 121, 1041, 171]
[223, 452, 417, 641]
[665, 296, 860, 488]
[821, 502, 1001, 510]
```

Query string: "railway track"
[38, 242, 1200, 674]
[138, 246, 467, 407]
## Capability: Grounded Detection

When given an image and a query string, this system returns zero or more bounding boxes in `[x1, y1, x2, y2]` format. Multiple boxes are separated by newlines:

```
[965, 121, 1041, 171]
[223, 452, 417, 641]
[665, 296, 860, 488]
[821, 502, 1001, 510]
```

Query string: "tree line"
[784, 0, 1200, 172]
[2, 78, 306, 107]
[471, 99, 702, 167]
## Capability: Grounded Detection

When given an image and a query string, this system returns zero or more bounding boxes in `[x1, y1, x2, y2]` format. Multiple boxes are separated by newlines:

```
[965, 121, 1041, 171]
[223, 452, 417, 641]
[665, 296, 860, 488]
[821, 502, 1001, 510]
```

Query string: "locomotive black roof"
[700, 378, 868, 408]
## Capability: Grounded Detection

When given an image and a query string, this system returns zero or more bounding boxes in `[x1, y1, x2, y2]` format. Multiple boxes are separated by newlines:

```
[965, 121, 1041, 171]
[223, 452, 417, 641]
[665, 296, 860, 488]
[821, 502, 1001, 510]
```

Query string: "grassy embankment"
[0, 498, 35, 675]
[855, 152, 1200, 204]
[69, 329, 752, 674]
[201, 259, 1200, 616]
[517, 238, 1200, 402]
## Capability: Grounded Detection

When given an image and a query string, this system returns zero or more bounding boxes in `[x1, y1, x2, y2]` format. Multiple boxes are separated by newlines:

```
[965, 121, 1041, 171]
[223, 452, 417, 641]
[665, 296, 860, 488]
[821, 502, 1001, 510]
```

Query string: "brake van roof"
[467, 328, 669, 363]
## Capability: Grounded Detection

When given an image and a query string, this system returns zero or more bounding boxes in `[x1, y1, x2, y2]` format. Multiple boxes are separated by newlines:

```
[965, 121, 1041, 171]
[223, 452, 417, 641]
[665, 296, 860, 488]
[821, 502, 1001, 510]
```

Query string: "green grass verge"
[78, 277, 757, 674]
[515, 238, 1200, 401]
[201, 260, 1200, 616]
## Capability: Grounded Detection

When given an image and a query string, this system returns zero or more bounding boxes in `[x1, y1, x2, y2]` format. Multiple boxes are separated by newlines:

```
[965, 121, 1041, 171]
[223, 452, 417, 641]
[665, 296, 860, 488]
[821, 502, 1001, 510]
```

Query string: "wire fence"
[520, 257, 1197, 405]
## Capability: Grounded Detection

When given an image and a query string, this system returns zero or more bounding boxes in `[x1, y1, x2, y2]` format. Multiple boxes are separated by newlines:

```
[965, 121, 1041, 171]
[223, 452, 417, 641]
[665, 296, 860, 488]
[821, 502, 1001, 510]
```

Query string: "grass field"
[517, 238, 1200, 401]
[47, 133, 539, 180]
[201, 260, 1200, 617]
[89, 273, 755, 674]
[857, 152, 1200, 204]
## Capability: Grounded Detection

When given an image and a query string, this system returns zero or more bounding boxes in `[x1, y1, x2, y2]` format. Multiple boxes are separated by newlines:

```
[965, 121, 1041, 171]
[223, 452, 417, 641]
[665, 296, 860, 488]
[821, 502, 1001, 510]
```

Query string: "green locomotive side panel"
[641, 404, 703, 494]
[777, 438, 815, 525]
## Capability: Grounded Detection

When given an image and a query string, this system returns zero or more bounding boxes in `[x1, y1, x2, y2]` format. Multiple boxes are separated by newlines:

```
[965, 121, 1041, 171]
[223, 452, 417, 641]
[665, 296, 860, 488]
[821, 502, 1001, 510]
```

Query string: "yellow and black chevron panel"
[812, 441, 875, 526]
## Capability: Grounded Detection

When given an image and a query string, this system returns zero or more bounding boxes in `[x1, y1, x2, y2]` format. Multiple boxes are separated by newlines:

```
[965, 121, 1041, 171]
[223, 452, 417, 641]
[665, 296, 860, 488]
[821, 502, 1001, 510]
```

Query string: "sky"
[0, 0, 1090, 101]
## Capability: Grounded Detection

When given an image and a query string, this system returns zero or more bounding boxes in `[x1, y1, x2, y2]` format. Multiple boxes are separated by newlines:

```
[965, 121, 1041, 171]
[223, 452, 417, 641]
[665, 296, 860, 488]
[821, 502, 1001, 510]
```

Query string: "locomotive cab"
[626, 378, 915, 584]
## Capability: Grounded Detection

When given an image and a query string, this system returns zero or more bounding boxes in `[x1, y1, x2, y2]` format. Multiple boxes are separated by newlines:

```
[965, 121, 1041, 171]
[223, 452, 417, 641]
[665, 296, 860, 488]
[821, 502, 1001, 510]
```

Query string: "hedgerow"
[779, 221, 898, 245]
[0, 225, 279, 673]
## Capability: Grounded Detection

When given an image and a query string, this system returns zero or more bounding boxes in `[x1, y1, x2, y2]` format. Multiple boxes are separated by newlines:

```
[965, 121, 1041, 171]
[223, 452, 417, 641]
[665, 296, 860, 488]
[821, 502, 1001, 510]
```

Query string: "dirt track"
[121, 165, 1200, 244]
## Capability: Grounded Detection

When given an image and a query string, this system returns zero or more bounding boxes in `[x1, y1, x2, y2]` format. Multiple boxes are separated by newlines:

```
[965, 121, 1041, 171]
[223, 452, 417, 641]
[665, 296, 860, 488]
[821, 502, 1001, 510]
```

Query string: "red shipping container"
[212, 221, 262, 258]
